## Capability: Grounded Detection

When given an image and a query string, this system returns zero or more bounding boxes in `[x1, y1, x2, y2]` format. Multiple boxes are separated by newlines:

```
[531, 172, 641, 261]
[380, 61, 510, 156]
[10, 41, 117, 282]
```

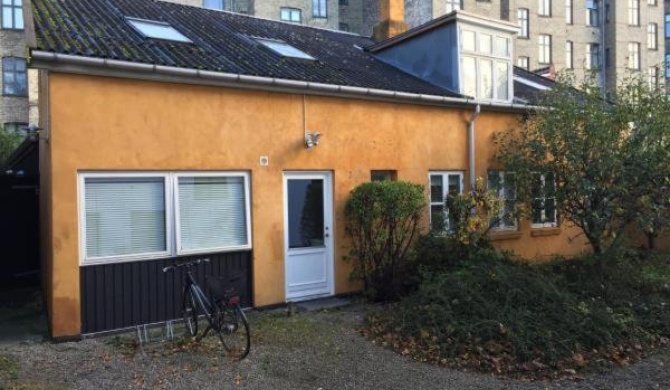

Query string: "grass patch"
[364, 250, 670, 378]
[253, 311, 322, 347]
[0, 354, 60, 390]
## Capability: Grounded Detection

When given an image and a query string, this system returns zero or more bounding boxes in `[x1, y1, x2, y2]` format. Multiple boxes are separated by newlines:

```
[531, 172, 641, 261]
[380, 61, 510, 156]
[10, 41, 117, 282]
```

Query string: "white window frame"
[628, 0, 639, 26]
[429, 171, 464, 232]
[628, 42, 640, 70]
[566, 41, 573, 69]
[648, 66, 659, 89]
[488, 170, 518, 231]
[173, 172, 253, 256]
[538, 0, 551, 16]
[531, 173, 558, 229]
[565, 0, 572, 24]
[538, 34, 551, 64]
[459, 27, 513, 102]
[446, 0, 462, 13]
[78, 171, 252, 265]
[517, 56, 529, 70]
[518, 8, 529, 38]
[648, 23, 658, 50]
[78, 172, 173, 265]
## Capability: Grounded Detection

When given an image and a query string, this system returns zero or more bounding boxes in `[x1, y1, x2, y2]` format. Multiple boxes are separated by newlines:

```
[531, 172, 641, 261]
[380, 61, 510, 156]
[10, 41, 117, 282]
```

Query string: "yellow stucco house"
[28, 0, 587, 338]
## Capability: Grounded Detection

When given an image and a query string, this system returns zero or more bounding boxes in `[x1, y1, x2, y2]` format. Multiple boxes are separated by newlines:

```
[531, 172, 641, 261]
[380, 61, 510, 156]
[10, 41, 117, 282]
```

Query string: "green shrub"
[344, 181, 425, 302]
[366, 252, 670, 375]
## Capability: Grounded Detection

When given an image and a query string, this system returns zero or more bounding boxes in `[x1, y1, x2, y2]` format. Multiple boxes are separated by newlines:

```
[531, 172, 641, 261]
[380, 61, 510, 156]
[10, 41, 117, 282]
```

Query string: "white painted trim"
[78, 172, 172, 266]
[173, 171, 252, 256]
[428, 171, 465, 231]
[283, 171, 335, 301]
[78, 170, 253, 266]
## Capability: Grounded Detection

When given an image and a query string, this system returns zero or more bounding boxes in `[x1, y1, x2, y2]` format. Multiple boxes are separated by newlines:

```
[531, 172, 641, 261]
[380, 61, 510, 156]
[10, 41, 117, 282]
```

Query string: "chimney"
[372, 0, 409, 42]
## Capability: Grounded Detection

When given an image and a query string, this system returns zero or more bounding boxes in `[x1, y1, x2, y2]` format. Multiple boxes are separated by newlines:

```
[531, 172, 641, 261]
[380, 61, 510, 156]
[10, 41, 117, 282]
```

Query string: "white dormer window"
[256, 38, 315, 60]
[126, 18, 192, 43]
[459, 27, 512, 101]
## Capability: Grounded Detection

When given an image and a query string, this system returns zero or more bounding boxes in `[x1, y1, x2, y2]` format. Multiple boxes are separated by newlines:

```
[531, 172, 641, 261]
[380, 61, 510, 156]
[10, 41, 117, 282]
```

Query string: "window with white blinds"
[177, 176, 249, 253]
[80, 172, 251, 264]
[84, 177, 168, 259]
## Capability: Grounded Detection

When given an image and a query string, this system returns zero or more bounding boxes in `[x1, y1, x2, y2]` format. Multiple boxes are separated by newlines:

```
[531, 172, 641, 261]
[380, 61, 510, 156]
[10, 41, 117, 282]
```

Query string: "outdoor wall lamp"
[25, 124, 48, 142]
[304, 131, 321, 149]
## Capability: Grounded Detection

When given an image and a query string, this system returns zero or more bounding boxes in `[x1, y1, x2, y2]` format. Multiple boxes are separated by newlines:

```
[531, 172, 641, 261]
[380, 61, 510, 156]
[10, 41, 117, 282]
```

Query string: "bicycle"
[163, 258, 251, 360]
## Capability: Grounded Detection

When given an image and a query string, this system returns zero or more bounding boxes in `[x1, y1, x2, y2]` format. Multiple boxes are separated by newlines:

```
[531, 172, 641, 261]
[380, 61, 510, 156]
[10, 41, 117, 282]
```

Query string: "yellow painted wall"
[44, 73, 587, 337]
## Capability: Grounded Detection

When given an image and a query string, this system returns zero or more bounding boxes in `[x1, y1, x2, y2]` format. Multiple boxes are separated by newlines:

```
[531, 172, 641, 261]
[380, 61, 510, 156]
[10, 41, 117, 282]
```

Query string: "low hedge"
[364, 251, 670, 376]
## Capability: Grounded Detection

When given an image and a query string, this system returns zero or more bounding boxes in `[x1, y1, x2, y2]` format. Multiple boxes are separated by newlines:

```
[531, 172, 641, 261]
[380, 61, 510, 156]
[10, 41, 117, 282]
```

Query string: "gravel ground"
[1, 305, 669, 390]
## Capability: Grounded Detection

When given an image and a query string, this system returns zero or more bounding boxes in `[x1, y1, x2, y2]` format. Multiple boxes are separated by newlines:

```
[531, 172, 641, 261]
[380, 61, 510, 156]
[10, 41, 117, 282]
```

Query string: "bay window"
[460, 28, 512, 101]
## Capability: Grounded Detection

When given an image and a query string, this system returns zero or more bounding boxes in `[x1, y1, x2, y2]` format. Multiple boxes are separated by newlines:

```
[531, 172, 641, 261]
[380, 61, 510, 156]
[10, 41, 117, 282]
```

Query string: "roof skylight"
[126, 17, 192, 43]
[256, 38, 315, 60]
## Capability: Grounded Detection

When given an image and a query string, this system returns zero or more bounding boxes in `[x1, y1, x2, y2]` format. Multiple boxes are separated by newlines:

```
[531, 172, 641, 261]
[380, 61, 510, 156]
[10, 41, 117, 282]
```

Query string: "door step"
[295, 297, 351, 312]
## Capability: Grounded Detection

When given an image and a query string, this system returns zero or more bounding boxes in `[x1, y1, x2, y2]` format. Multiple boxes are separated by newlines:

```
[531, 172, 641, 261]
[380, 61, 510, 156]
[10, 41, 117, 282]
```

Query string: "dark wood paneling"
[80, 251, 252, 334]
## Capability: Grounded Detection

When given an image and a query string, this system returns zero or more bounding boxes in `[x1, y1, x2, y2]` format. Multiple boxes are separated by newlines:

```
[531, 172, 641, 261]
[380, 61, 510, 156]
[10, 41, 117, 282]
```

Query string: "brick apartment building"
[340, 0, 666, 92]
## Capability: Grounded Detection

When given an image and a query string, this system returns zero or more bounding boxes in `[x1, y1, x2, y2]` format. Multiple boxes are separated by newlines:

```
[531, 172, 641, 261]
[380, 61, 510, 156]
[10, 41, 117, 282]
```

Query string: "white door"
[284, 172, 334, 301]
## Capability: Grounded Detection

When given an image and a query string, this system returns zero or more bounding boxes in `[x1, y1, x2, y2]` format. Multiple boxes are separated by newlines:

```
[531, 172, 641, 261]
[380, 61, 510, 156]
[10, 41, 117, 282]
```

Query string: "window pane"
[2, 8, 11, 28]
[448, 174, 461, 195]
[479, 34, 492, 54]
[461, 56, 477, 97]
[462, 30, 475, 51]
[287, 179, 324, 249]
[203, 0, 224, 10]
[13, 7, 21, 29]
[430, 205, 446, 231]
[481, 59, 493, 99]
[496, 62, 509, 100]
[430, 175, 443, 202]
[495, 37, 510, 57]
[178, 176, 248, 252]
[85, 177, 166, 258]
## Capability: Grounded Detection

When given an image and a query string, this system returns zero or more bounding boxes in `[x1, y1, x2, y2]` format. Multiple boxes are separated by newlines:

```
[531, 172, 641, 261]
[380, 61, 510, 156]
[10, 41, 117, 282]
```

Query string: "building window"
[446, 0, 462, 12]
[487, 171, 517, 230]
[517, 56, 529, 70]
[339, 0, 348, 4]
[538, 34, 551, 64]
[518, 8, 529, 38]
[460, 29, 512, 101]
[280, 7, 302, 23]
[531, 173, 557, 228]
[628, 42, 640, 69]
[339, 23, 349, 32]
[429, 172, 463, 232]
[666, 14, 670, 38]
[586, 0, 599, 27]
[605, 4, 610, 23]
[666, 54, 670, 78]
[538, 0, 551, 16]
[1, 0, 22, 30]
[2, 57, 26, 96]
[649, 66, 659, 89]
[3, 122, 26, 135]
[565, 0, 572, 24]
[371, 170, 397, 182]
[648, 23, 658, 50]
[648, 0, 657, 5]
[79, 172, 251, 264]
[586, 43, 600, 69]
[203, 0, 224, 10]
[605, 47, 611, 68]
[566, 41, 573, 69]
[628, 0, 639, 26]
[313, 0, 327, 18]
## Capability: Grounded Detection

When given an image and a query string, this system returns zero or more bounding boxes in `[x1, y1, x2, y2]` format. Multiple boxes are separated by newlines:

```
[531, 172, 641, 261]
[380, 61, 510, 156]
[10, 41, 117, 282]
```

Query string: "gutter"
[30, 51, 539, 112]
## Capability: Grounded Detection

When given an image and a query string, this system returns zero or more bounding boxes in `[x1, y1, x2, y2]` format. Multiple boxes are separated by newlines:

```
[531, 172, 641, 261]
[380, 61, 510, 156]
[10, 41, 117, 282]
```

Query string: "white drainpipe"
[467, 104, 481, 192]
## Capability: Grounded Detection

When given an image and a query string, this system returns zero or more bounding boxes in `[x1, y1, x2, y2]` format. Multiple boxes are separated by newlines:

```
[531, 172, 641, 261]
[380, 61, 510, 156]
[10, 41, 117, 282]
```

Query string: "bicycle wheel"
[215, 302, 250, 360]
[182, 288, 199, 337]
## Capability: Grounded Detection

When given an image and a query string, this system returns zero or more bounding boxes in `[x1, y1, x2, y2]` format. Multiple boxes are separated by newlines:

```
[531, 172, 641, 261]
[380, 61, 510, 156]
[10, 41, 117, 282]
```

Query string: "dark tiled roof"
[31, 0, 461, 97]
[513, 66, 555, 103]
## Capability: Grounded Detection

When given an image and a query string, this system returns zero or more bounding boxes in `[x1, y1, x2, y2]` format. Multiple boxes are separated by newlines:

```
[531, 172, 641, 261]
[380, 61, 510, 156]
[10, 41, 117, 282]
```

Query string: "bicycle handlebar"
[162, 258, 210, 273]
